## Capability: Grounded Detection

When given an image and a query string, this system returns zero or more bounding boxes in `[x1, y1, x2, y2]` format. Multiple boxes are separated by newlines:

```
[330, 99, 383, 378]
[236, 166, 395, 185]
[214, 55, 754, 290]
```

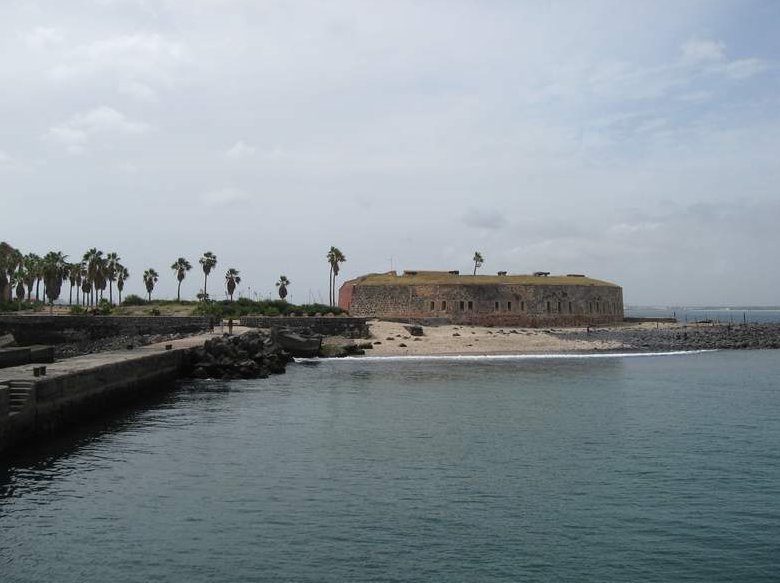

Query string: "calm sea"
[2, 351, 779, 582]
[625, 306, 780, 324]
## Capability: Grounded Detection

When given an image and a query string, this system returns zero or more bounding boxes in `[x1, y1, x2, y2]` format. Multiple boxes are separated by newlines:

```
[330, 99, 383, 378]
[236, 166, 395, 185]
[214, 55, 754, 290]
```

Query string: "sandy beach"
[346, 320, 632, 356]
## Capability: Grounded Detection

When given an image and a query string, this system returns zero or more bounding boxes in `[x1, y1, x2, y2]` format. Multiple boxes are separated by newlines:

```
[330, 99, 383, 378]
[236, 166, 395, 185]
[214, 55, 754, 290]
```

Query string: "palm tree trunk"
[177, 280, 182, 302]
[69, 284, 73, 305]
[109, 282, 113, 305]
[328, 265, 333, 306]
[204, 273, 208, 299]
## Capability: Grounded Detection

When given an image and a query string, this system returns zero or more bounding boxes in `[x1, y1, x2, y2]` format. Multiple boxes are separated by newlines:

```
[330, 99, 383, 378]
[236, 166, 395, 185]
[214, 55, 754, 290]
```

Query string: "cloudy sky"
[1, 0, 778, 305]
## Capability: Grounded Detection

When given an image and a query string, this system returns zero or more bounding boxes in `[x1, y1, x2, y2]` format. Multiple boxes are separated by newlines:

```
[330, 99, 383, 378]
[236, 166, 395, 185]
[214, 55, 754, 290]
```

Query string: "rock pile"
[188, 330, 292, 379]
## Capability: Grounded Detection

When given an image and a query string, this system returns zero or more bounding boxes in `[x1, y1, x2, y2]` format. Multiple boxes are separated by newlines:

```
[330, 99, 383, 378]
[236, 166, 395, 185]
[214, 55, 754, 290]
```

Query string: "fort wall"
[340, 275, 624, 327]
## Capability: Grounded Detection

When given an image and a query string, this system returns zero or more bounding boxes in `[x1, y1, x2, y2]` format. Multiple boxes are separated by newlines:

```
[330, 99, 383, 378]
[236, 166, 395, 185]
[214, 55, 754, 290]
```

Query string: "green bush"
[69, 305, 86, 315]
[0, 300, 42, 313]
[192, 298, 343, 319]
[122, 294, 146, 306]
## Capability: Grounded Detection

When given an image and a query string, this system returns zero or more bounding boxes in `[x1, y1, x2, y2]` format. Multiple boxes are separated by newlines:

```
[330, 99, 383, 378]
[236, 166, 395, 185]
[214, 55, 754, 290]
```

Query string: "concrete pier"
[0, 330, 246, 456]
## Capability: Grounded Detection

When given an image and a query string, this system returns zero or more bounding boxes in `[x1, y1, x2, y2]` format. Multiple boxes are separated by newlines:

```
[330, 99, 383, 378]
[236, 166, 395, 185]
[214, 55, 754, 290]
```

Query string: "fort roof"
[346, 271, 620, 288]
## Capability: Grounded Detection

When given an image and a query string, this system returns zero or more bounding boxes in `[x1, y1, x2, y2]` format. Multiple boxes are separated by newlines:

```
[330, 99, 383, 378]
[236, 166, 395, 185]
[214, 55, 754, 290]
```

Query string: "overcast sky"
[1, 0, 778, 306]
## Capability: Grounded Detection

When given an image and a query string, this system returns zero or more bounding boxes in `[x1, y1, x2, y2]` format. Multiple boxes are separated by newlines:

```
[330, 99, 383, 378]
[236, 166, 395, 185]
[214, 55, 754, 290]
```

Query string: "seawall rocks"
[555, 324, 780, 351]
[188, 330, 291, 379]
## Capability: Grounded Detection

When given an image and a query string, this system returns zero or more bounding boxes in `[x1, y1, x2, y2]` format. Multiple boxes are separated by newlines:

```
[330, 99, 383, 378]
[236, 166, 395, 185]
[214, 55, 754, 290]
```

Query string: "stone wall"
[0, 346, 189, 454]
[239, 316, 370, 338]
[0, 315, 209, 345]
[343, 283, 623, 326]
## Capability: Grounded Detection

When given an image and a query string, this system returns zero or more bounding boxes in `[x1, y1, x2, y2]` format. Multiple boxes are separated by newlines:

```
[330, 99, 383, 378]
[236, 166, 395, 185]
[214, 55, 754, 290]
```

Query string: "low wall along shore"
[0, 315, 209, 345]
[0, 337, 199, 456]
[240, 316, 370, 338]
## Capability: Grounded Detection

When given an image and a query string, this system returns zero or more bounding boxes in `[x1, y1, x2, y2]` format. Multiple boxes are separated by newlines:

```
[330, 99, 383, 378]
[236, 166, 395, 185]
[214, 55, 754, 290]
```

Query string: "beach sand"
[351, 320, 629, 356]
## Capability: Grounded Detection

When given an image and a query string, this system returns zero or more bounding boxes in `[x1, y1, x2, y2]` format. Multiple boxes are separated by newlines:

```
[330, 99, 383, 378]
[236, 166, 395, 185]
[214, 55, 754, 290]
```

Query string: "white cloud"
[225, 140, 257, 159]
[720, 58, 768, 80]
[462, 208, 508, 230]
[680, 38, 768, 81]
[47, 33, 185, 82]
[118, 80, 158, 102]
[201, 187, 252, 208]
[24, 27, 64, 51]
[681, 38, 725, 64]
[46, 106, 151, 154]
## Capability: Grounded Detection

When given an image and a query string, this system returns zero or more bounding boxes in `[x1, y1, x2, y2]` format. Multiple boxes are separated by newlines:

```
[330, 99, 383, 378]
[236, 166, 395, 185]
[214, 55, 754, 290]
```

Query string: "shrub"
[96, 299, 113, 315]
[122, 294, 146, 306]
[0, 300, 42, 313]
[69, 305, 86, 315]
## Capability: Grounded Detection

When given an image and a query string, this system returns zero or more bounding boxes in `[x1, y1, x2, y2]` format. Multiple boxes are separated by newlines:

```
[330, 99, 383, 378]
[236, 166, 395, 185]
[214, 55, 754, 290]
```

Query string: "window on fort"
[521, 301, 525, 311]
[596, 301, 600, 313]
[557, 301, 562, 312]
[459, 300, 465, 310]
[507, 301, 512, 311]
[494, 301, 499, 311]
[441, 301, 447, 310]
[468, 301, 473, 310]
[546, 301, 551, 313]
[568, 301, 573, 313]
[430, 301, 435, 311]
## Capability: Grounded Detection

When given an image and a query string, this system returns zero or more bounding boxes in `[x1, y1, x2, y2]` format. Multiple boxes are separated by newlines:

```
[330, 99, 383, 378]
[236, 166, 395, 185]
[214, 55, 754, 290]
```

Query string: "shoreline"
[301, 349, 717, 363]
[322, 320, 780, 357]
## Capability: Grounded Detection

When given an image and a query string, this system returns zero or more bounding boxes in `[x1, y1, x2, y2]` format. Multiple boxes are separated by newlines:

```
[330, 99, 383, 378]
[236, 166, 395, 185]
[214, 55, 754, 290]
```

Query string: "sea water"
[1, 350, 779, 582]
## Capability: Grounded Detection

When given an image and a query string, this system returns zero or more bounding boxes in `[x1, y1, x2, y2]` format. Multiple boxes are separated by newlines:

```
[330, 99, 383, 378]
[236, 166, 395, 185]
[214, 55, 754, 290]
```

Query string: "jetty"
[0, 329, 245, 456]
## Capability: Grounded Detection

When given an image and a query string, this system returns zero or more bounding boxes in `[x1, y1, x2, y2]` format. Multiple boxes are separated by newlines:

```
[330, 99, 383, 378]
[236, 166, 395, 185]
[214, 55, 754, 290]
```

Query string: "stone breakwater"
[554, 324, 780, 351]
[188, 330, 291, 380]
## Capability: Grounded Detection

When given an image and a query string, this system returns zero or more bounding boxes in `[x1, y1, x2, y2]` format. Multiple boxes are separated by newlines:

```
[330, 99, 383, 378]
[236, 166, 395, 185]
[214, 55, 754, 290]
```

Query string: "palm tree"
[171, 257, 192, 302]
[65, 262, 78, 305]
[43, 251, 68, 312]
[225, 268, 241, 301]
[22, 253, 41, 301]
[143, 268, 159, 302]
[276, 275, 290, 300]
[12, 269, 26, 305]
[105, 252, 121, 305]
[116, 265, 129, 304]
[82, 248, 105, 306]
[326, 246, 346, 307]
[80, 265, 91, 307]
[199, 252, 217, 301]
[472, 251, 484, 276]
[0, 242, 22, 303]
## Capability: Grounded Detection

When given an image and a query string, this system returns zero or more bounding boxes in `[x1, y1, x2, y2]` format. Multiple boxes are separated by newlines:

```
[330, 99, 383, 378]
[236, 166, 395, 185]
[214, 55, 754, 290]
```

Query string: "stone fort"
[339, 270, 624, 326]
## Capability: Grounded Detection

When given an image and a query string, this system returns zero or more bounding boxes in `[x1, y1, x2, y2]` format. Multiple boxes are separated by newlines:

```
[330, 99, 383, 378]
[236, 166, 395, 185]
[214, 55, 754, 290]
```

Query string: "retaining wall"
[0, 345, 191, 456]
[240, 316, 370, 338]
[0, 315, 209, 345]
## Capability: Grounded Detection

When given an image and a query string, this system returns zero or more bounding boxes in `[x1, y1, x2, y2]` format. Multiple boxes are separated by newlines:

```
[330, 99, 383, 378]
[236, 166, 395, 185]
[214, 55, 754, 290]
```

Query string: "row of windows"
[428, 299, 620, 314]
